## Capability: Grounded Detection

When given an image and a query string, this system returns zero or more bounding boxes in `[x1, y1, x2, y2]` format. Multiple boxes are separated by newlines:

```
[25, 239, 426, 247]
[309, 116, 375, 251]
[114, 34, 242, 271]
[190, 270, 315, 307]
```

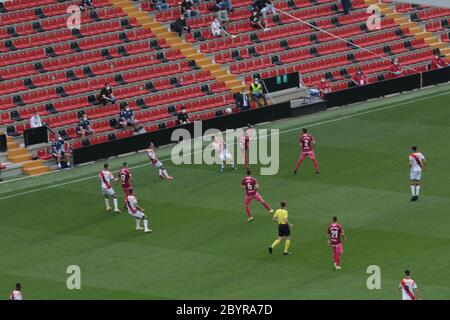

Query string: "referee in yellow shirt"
[268, 201, 293, 255]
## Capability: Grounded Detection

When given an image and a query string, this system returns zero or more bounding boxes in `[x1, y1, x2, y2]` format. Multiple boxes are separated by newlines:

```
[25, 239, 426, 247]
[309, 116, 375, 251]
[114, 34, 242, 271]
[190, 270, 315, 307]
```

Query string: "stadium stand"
[0, 0, 449, 176]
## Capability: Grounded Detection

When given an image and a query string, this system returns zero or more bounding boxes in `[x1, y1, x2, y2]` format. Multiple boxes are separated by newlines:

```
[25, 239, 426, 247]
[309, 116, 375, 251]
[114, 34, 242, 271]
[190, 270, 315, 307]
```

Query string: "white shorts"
[129, 210, 145, 219]
[410, 171, 422, 181]
[102, 188, 115, 196]
[218, 150, 233, 162]
[152, 160, 163, 169]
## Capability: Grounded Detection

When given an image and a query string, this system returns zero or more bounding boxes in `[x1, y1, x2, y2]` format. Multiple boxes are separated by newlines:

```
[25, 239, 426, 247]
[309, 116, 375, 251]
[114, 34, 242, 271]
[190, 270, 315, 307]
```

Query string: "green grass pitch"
[1, 85, 450, 299]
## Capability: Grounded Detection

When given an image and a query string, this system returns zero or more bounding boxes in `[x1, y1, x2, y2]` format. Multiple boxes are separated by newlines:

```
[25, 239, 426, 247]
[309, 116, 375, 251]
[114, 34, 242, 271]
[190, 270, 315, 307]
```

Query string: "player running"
[327, 216, 347, 270]
[399, 270, 421, 300]
[409, 146, 426, 201]
[147, 142, 173, 180]
[268, 201, 293, 256]
[294, 128, 320, 174]
[241, 169, 273, 222]
[99, 163, 120, 213]
[212, 135, 237, 172]
[238, 125, 254, 168]
[116, 162, 133, 196]
[125, 188, 152, 233]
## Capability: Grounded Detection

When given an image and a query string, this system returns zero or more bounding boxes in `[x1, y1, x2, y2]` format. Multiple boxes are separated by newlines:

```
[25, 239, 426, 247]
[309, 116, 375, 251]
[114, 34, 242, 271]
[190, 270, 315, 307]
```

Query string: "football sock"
[158, 169, 162, 177]
[136, 218, 141, 229]
[294, 158, 303, 171]
[58, 162, 62, 168]
[67, 161, 70, 166]
[416, 185, 420, 196]
[162, 169, 169, 178]
[271, 239, 281, 249]
[312, 159, 319, 172]
[221, 163, 225, 170]
[284, 240, 291, 253]
[262, 201, 271, 211]
[143, 218, 149, 230]
[113, 198, 118, 210]
[245, 206, 252, 218]
[105, 199, 110, 209]
[410, 185, 415, 196]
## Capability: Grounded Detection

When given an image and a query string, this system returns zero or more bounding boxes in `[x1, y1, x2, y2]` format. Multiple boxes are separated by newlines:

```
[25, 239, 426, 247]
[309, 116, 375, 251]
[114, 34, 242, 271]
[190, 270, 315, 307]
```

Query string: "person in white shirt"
[212, 135, 236, 172]
[30, 112, 42, 128]
[211, 18, 223, 37]
[99, 163, 120, 212]
[125, 188, 152, 233]
[9, 283, 23, 300]
[399, 270, 420, 300]
[409, 146, 427, 201]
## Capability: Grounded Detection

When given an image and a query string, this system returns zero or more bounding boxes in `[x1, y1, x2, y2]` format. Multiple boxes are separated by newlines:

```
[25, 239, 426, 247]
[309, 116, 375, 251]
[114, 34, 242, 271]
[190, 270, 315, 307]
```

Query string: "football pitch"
[1, 85, 450, 300]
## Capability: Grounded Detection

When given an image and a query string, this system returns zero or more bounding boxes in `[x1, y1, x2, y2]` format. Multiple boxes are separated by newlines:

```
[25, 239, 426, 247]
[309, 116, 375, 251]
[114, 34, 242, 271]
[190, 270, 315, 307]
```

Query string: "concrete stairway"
[109, 0, 243, 92]
[5, 135, 50, 176]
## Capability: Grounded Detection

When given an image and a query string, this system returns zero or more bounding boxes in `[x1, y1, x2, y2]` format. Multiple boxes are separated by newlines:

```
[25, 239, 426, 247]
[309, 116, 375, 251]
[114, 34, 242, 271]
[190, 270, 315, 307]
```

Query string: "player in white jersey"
[147, 142, 173, 180]
[212, 135, 236, 172]
[9, 283, 23, 300]
[409, 146, 427, 201]
[125, 188, 152, 233]
[98, 163, 120, 212]
[399, 270, 420, 300]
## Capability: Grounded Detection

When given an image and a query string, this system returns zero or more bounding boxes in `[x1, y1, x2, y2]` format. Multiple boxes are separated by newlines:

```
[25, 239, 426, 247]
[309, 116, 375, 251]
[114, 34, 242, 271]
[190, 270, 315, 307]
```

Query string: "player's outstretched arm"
[136, 205, 144, 212]
[415, 288, 421, 300]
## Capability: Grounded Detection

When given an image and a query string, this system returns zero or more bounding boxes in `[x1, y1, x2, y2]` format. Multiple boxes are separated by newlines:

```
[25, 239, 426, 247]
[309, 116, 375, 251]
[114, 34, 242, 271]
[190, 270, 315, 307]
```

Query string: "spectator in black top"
[76, 114, 94, 140]
[177, 107, 190, 125]
[79, 0, 95, 11]
[173, 15, 191, 37]
[252, 0, 266, 13]
[181, 0, 199, 18]
[250, 10, 268, 30]
[119, 105, 143, 132]
[99, 83, 116, 106]
[235, 87, 251, 111]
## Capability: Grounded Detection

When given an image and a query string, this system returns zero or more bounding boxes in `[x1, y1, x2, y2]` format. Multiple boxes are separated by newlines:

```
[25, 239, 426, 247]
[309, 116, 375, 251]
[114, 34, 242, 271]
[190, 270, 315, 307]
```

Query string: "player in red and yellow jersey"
[327, 216, 347, 270]
[294, 128, 319, 174]
[241, 170, 273, 222]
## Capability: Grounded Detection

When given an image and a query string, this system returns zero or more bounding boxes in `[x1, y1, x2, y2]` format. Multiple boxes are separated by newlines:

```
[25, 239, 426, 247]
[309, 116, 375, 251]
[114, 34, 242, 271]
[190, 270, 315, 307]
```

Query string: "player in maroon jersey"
[327, 216, 347, 270]
[294, 128, 320, 174]
[241, 169, 273, 222]
[116, 162, 133, 197]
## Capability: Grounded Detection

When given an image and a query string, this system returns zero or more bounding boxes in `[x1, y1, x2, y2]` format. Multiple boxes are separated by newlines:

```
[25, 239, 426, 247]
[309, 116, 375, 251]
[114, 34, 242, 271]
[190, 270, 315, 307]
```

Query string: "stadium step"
[109, 0, 243, 93]
[5, 137, 50, 175]
[21, 160, 50, 176]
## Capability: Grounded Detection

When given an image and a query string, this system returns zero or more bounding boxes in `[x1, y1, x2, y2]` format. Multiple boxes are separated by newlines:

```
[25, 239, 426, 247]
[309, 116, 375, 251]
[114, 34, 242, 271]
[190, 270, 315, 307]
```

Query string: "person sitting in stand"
[181, 0, 199, 17]
[30, 111, 43, 129]
[250, 10, 268, 30]
[250, 77, 268, 107]
[236, 87, 251, 111]
[318, 77, 331, 97]
[352, 67, 368, 86]
[390, 58, 403, 78]
[211, 17, 224, 37]
[260, 0, 276, 20]
[151, 0, 170, 11]
[99, 83, 116, 106]
[177, 107, 191, 125]
[51, 134, 71, 169]
[76, 114, 95, 140]
[430, 53, 449, 70]
[119, 105, 143, 132]
[173, 15, 191, 37]
[79, 0, 95, 12]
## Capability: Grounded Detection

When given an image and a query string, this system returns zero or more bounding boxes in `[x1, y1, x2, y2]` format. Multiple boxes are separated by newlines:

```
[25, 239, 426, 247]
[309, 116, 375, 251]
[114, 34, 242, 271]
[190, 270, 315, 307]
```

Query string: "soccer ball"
[225, 107, 232, 114]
